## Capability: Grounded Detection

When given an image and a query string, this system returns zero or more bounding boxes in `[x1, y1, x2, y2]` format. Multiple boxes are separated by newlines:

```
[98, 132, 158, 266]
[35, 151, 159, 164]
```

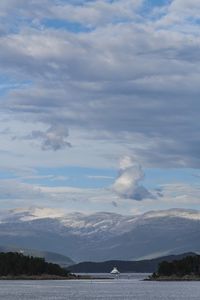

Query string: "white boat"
[110, 267, 120, 274]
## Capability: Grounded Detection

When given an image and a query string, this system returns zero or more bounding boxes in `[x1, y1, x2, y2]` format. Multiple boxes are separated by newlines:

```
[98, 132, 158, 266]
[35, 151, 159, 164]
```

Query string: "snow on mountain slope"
[0, 208, 200, 262]
[0, 208, 138, 236]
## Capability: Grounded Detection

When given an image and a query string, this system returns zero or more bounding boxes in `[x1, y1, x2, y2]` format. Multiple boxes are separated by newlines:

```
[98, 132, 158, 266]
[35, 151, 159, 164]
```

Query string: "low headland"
[147, 255, 200, 281]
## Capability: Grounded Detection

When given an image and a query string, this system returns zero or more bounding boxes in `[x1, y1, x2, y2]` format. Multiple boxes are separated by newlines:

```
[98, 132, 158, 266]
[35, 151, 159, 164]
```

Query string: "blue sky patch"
[43, 19, 92, 32]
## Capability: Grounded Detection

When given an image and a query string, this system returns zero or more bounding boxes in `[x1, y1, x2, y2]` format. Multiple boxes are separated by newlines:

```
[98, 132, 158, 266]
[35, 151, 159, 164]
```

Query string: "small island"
[0, 252, 77, 280]
[147, 255, 200, 281]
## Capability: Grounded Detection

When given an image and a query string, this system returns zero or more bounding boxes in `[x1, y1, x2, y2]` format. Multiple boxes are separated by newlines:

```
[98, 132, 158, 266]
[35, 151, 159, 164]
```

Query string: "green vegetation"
[0, 246, 74, 268]
[0, 252, 70, 277]
[148, 255, 200, 281]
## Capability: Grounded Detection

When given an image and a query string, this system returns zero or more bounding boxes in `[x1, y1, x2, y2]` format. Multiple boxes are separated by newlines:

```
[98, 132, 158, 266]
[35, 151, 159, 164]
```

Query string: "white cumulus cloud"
[113, 156, 154, 200]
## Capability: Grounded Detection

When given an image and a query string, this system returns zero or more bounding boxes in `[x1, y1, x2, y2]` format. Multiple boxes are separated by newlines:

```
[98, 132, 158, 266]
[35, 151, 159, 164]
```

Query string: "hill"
[0, 252, 70, 278]
[0, 246, 74, 268]
[68, 252, 197, 273]
[148, 255, 200, 281]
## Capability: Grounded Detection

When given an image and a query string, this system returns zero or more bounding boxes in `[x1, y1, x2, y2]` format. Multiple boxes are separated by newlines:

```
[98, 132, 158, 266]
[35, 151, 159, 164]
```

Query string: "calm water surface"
[0, 274, 200, 299]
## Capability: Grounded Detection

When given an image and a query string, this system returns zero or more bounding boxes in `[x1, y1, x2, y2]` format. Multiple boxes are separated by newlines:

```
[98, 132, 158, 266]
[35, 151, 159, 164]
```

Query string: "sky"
[0, 0, 200, 216]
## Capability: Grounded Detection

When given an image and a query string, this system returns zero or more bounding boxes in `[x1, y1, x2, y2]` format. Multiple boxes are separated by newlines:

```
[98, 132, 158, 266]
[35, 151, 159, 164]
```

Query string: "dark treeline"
[157, 255, 200, 277]
[0, 252, 70, 276]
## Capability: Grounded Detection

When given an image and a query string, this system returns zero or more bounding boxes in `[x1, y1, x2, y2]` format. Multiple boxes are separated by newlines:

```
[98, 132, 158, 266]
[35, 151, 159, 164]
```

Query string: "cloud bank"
[0, 0, 199, 215]
[0, 0, 199, 169]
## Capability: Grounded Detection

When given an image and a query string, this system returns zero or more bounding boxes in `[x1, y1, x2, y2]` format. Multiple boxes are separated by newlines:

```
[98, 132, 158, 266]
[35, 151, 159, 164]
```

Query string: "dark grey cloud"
[112, 201, 118, 207]
[25, 125, 71, 151]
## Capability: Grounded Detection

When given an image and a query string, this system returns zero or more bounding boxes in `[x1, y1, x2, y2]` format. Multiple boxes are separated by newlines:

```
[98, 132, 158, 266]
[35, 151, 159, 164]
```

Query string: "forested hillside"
[0, 252, 69, 277]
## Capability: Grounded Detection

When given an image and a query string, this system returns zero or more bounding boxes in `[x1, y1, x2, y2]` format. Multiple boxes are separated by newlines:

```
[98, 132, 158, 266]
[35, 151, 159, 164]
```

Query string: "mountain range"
[0, 208, 200, 262]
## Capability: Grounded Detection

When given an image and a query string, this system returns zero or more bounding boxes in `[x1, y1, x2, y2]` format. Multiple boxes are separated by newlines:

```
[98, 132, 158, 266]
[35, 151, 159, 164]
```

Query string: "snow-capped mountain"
[0, 208, 200, 262]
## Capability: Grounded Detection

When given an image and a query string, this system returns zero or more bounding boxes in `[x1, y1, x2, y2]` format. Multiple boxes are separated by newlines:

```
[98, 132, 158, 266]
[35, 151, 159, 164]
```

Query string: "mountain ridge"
[68, 252, 198, 273]
[0, 208, 200, 262]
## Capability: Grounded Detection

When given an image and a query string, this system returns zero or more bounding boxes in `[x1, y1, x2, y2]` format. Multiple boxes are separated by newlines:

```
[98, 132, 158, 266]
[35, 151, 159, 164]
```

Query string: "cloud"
[0, 177, 122, 213]
[0, 179, 45, 201]
[112, 201, 118, 208]
[0, 174, 200, 215]
[113, 156, 154, 200]
[167, 0, 200, 21]
[0, 21, 198, 165]
[50, 0, 142, 28]
[25, 125, 71, 151]
[8, 207, 65, 221]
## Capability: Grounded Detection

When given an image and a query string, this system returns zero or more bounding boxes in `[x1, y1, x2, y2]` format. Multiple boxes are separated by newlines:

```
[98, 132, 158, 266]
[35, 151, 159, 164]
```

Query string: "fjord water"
[1, 274, 200, 300]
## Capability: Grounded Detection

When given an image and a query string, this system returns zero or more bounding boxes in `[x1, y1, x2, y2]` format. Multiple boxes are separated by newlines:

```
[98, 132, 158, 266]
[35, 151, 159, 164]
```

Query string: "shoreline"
[0, 275, 87, 280]
[146, 275, 200, 282]
[0, 274, 111, 280]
